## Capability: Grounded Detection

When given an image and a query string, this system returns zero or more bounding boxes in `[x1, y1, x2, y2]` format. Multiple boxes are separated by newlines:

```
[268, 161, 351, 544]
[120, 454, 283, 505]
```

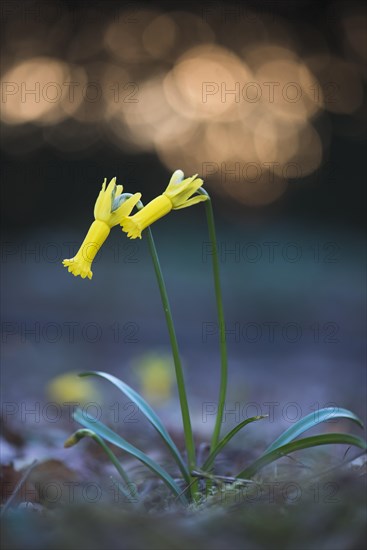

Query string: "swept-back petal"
[172, 194, 208, 210]
[110, 192, 141, 226]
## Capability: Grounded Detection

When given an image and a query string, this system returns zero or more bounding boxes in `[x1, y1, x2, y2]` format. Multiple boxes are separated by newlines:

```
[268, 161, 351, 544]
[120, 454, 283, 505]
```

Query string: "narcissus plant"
[61, 170, 366, 506]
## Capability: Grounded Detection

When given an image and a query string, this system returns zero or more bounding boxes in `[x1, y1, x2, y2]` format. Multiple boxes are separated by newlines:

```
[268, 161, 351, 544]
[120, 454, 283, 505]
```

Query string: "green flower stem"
[132, 199, 197, 499]
[66, 429, 137, 501]
[145, 228, 197, 481]
[92, 434, 135, 496]
[198, 188, 228, 453]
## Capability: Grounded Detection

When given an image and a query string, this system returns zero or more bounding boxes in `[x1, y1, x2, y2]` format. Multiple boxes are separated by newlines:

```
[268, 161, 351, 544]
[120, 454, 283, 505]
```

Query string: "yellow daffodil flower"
[47, 371, 101, 404]
[62, 178, 141, 279]
[133, 352, 175, 404]
[121, 170, 207, 239]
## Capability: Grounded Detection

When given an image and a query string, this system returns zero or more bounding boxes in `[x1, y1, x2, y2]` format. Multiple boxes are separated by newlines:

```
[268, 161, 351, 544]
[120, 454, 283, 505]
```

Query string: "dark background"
[1, 0, 366, 232]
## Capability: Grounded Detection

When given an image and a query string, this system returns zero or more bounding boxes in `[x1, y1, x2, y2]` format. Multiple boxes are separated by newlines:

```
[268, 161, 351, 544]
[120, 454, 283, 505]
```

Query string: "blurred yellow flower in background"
[47, 371, 101, 404]
[62, 178, 141, 279]
[121, 170, 207, 239]
[133, 352, 176, 404]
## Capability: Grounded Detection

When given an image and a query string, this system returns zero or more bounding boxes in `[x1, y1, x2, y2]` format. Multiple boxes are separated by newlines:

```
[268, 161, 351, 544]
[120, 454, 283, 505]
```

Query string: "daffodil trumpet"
[121, 170, 207, 239]
[62, 220, 109, 280]
[62, 178, 141, 279]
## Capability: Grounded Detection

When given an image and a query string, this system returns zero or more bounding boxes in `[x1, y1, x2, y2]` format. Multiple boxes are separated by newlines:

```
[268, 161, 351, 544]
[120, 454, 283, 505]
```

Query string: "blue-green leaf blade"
[201, 416, 268, 471]
[79, 371, 189, 482]
[73, 409, 187, 504]
[237, 433, 367, 479]
[265, 407, 364, 454]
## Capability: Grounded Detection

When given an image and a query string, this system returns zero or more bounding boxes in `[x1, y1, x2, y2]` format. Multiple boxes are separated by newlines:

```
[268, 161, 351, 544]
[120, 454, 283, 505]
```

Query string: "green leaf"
[73, 409, 188, 504]
[264, 407, 364, 454]
[237, 433, 367, 479]
[79, 371, 189, 482]
[201, 416, 268, 472]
